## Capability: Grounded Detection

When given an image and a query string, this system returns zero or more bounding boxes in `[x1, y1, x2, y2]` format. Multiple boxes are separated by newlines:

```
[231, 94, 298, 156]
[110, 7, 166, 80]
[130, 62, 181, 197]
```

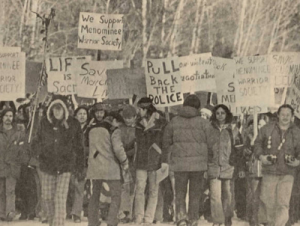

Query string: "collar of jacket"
[211, 121, 231, 131]
[273, 122, 296, 134]
[0, 123, 18, 134]
[136, 112, 165, 132]
[178, 106, 200, 118]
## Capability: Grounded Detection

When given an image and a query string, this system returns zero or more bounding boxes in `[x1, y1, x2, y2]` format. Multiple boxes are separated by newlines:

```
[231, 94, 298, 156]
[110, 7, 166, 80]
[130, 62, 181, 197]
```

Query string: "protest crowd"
[2, 4, 300, 226]
[1, 92, 300, 226]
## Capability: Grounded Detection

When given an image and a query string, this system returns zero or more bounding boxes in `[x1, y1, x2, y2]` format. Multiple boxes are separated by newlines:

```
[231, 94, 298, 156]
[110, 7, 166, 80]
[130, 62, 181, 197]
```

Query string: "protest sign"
[234, 55, 274, 108]
[214, 57, 236, 112]
[214, 57, 268, 115]
[107, 67, 147, 99]
[78, 12, 123, 51]
[46, 56, 91, 95]
[286, 69, 300, 118]
[145, 57, 183, 107]
[269, 52, 300, 88]
[0, 47, 21, 52]
[0, 51, 25, 100]
[179, 53, 215, 93]
[76, 60, 123, 100]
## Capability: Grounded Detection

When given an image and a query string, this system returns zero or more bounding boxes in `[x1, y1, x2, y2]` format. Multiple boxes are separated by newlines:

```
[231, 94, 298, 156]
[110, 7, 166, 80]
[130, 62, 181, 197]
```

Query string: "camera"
[266, 155, 277, 164]
[285, 154, 295, 164]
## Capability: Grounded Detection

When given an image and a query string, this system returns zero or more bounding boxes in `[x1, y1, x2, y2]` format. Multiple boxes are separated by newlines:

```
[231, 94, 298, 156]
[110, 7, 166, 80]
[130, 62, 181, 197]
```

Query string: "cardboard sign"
[107, 67, 147, 99]
[0, 51, 25, 100]
[76, 60, 123, 100]
[214, 57, 268, 115]
[46, 56, 91, 95]
[0, 47, 21, 52]
[145, 57, 183, 107]
[234, 55, 274, 108]
[269, 52, 300, 88]
[179, 53, 215, 93]
[78, 12, 123, 50]
[214, 57, 236, 112]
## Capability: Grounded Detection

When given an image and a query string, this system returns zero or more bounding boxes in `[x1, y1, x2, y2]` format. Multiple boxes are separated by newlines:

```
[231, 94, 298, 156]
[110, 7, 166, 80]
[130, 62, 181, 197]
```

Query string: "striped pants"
[40, 171, 71, 226]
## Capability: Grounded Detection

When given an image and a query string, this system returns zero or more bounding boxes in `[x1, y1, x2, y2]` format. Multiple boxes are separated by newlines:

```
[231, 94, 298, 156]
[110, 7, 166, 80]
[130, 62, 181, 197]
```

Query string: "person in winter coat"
[31, 96, 84, 226]
[254, 104, 300, 226]
[134, 97, 167, 225]
[0, 108, 28, 221]
[162, 95, 212, 226]
[118, 105, 137, 222]
[87, 112, 129, 226]
[68, 106, 90, 223]
[208, 104, 241, 226]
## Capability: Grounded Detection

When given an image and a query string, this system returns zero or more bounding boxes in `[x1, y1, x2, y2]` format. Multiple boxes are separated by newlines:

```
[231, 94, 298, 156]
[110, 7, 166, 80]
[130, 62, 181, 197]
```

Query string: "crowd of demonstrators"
[2, 95, 300, 226]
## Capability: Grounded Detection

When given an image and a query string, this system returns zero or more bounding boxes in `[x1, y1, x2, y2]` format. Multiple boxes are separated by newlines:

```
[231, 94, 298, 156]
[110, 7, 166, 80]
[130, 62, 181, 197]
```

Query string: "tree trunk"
[0, 0, 5, 46]
[19, 0, 29, 47]
[190, 0, 202, 54]
[142, 0, 147, 65]
[195, 0, 206, 53]
[268, 0, 285, 53]
[237, 0, 247, 56]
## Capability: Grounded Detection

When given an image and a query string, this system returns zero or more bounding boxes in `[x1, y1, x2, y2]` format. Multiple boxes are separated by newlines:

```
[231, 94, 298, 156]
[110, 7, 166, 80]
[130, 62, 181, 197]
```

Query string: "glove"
[75, 168, 86, 181]
[122, 163, 129, 172]
[287, 158, 300, 167]
[259, 155, 272, 165]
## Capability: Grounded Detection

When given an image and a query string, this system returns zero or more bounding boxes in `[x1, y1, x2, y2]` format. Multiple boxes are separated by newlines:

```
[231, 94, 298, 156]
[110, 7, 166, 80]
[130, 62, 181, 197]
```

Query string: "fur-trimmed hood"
[46, 99, 69, 125]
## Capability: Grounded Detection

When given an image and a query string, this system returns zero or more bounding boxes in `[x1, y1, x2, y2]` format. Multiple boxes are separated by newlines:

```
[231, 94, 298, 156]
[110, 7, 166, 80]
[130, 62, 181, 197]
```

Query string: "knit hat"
[122, 105, 137, 119]
[183, 95, 201, 110]
[74, 105, 89, 118]
[94, 102, 105, 111]
[1, 108, 15, 121]
[137, 97, 153, 109]
[200, 105, 214, 117]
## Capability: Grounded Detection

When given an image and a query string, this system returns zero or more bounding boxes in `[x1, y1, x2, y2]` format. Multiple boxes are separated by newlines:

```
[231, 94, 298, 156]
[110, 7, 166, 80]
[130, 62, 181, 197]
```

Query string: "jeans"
[259, 174, 294, 226]
[246, 177, 261, 226]
[174, 171, 204, 222]
[88, 179, 121, 226]
[69, 175, 85, 217]
[210, 178, 233, 225]
[0, 177, 17, 218]
[135, 170, 159, 223]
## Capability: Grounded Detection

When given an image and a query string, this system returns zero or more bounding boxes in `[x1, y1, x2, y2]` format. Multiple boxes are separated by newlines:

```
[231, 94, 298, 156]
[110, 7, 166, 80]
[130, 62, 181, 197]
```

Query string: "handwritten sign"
[76, 60, 123, 100]
[269, 52, 300, 88]
[179, 53, 215, 93]
[0, 47, 21, 52]
[214, 57, 236, 113]
[107, 67, 147, 99]
[0, 51, 25, 100]
[145, 57, 183, 107]
[46, 56, 90, 95]
[286, 69, 300, 118]
[234, 55, 274, 108]
[78, 12, 123, 50]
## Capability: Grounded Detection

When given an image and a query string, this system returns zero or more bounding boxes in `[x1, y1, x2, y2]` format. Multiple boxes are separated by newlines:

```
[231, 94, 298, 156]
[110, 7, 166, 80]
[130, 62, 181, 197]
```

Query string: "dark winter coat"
[254, 122, 300, 176]
[0, 124, 29, 179]
[162, 106, 212, 172]
[135, 112, 167, 171]
[32, 99, 84, 175]
[207, 122, 242, 179]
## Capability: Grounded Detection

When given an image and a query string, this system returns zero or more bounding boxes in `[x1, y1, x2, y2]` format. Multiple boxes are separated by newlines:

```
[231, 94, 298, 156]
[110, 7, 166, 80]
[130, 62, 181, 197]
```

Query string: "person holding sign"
[254, 104, 300, 226]
[134, 97, 167, 225]
[208, 105, 242, 226]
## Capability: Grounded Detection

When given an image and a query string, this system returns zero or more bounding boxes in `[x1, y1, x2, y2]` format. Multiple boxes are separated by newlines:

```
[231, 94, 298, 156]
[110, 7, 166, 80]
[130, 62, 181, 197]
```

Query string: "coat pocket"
[207, 163, 220, 179]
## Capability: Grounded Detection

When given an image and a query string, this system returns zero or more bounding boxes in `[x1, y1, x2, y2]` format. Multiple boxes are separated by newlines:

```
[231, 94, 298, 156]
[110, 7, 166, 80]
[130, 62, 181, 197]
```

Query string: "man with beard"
[0, 108, 28, 221]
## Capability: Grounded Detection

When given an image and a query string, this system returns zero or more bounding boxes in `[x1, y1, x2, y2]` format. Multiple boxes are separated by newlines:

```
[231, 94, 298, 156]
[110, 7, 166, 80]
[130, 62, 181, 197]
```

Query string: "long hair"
[210, 104, 233, 125]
